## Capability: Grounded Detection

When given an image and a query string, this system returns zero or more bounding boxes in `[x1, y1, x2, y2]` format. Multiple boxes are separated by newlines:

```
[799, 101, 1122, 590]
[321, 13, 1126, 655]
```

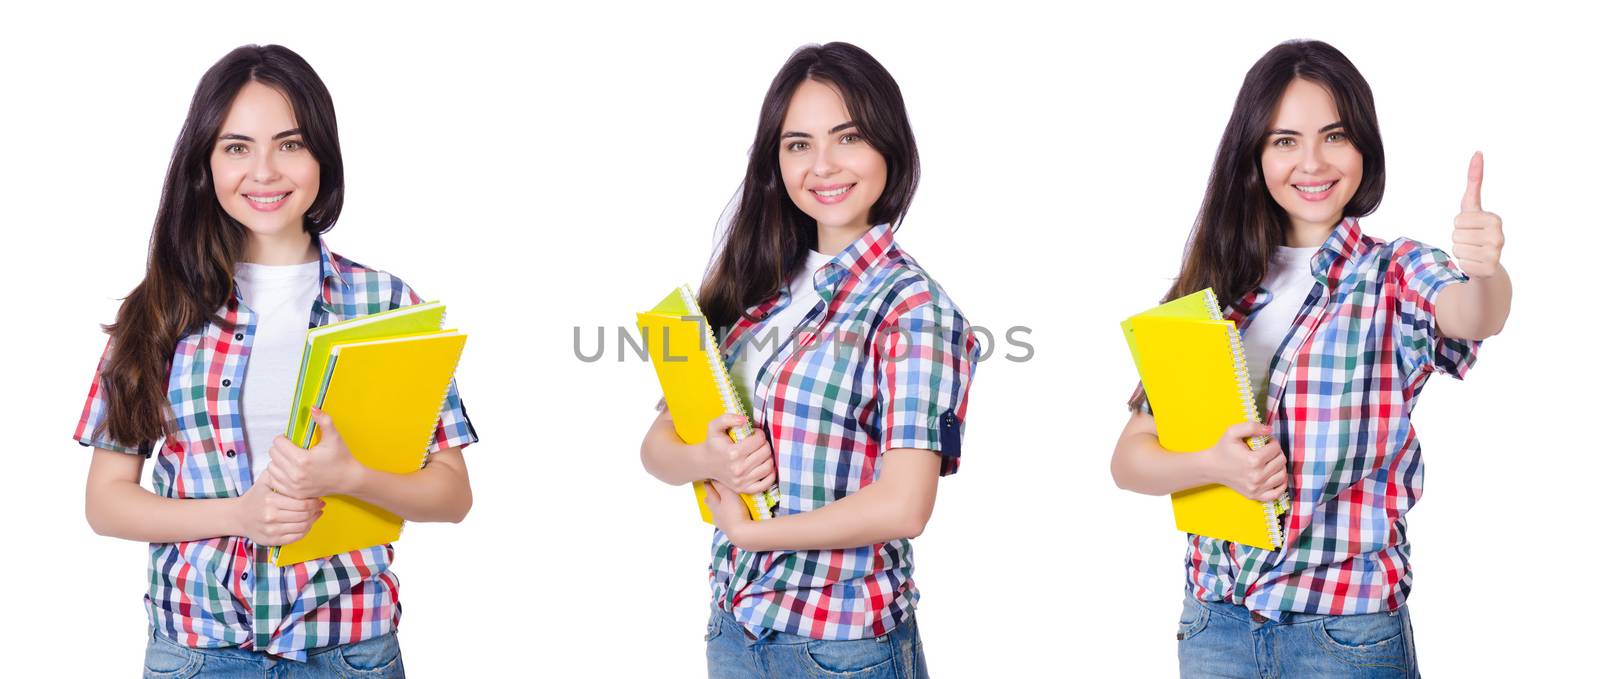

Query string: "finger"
[735, 445, 772, 473]
[271, 492, 323, 511]
[1461, 151, 1483, 213]
[748, 471, 776, 492]
[269, 506, 320, 523]
[1223, 421, 1266, 441]
[703, 481, 721, 503]
[310, 407, 341, 443]
[743, 428, 767, 447]
[736, 462, 774, 489]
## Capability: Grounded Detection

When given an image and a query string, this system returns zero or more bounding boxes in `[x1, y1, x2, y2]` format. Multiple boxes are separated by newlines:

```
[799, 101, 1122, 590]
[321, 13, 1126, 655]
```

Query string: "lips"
[808, 183, 855, 205]
[1291, 179, 1337, 202]
[244, 191, 291, 212]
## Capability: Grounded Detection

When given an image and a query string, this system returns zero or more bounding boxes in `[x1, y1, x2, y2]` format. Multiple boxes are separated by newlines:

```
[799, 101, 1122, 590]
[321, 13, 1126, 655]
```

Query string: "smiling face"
[1261, 78, 1363, 244]
[777, 79, 887, 238]
[210, 80, 320, 251]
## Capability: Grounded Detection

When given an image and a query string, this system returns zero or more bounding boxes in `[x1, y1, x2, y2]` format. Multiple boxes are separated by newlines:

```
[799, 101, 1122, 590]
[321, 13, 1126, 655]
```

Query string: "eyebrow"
[780, 121, 860, 139]
[1269, 122, 1346, 136]
[216, 128, 305, 143]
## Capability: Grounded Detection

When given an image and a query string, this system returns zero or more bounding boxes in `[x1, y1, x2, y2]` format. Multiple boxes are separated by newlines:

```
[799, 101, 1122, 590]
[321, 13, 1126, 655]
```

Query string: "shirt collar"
[314, 236, 353, 294]
[1310, 217, 1364, 285]
[811, 223, 896, 299]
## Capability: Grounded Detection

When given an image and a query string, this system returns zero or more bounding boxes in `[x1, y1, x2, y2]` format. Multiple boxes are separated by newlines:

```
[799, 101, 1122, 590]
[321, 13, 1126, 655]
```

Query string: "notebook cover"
[272, 330, 467, 567]
[1124, 290, 1284, 550]
[637, 285, 777, 524]
[286, 302, 448, 448]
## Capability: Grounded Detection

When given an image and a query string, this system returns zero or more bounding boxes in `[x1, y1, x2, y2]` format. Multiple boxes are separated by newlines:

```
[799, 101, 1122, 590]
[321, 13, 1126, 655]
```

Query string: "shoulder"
[326, 249, 425, 310]
[1375, 235, 1454, 282]
[1338, 228, 1451, 279]
[866, 246, 970, 328]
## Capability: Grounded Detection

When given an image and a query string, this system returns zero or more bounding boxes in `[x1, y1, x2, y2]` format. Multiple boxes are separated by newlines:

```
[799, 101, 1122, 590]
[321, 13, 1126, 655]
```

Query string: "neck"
[243, 228, 317, 265]
[1286, 217, 1338, 248]
[816, 219, 872, 256]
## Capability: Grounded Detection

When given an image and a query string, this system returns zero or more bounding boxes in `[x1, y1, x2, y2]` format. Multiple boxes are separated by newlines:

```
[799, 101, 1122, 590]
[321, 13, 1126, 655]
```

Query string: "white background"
[2, 1, 1594, 676]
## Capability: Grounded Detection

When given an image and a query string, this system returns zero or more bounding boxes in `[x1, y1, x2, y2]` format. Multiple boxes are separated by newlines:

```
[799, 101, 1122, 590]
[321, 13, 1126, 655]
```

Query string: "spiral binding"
[677, 285, 780, 520]
[1202, 289, 1288, 549]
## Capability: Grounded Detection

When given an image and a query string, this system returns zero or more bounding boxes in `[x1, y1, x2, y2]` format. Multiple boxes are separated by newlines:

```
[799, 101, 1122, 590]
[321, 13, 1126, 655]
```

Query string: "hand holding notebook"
[1205, 421, 1287, 503]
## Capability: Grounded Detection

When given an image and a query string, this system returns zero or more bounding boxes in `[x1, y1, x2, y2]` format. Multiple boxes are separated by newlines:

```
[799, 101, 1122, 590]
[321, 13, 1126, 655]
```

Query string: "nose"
[810, 143, 839, 178]
[1299, 141, 1326, 175]
[250, 147, 281, 183]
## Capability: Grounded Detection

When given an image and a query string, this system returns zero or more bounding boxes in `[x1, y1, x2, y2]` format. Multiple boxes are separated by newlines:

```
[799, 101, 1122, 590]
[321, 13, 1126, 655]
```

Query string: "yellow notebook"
[1122, 289, 1288, 550]
[636, 284, 778, 524]
[286, 301, 448, 448]
[272, 330, 467, 566]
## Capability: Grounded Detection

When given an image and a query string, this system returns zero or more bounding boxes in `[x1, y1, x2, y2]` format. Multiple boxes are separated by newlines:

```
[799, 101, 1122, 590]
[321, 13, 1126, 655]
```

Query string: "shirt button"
[241, 572, 248, 581]
[235, 333, 245, 341]
[226, 449, 236, 457]
[222, 379, 232, 387]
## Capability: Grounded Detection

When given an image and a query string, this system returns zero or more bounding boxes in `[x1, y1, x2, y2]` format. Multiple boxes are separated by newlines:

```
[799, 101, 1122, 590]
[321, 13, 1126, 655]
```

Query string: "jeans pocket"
[1176, 597, 1210, 642]
[334, 632, 404, 677]
[143, 633, 202, 679]
[803, 635, 897, 677]
[1314, 610, 1409, 671]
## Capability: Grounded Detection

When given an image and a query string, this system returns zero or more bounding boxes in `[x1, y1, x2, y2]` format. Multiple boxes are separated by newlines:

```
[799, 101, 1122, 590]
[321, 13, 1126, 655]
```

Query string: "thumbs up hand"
[1453, 152, 1505, 279]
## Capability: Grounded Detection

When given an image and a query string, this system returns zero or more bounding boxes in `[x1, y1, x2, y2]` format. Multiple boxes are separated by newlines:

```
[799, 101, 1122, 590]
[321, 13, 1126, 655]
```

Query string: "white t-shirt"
[234, 261, 323, 477]
[1243, 245, 1319, 408]
[729, 250, 834, 410]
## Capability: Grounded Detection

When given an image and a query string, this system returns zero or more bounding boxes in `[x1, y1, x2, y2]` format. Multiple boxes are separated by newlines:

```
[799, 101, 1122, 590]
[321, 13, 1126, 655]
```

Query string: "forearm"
[1438, 268, 1512, 340]
[1111, 431, 1216, 496]
[345, 448, 472, 523]
[724, 450, 939, 552]
[640, 413, 711, 486]
[86, 480, 239, 543]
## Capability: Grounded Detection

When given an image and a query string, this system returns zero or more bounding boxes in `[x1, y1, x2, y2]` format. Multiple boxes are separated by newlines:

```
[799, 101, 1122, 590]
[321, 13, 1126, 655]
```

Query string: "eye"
[222, 143, 248, 156]
[1326, 131, 1347, 144]
[280, 139, 305, 152]
[840, 133, 862, 144]
[1271, 137, 1296, 149]
[785, 141, 810, 152]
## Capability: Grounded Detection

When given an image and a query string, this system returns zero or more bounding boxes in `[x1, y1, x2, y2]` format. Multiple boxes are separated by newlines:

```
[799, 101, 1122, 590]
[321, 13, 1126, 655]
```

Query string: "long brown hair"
[698, 42, 919, 334]
[97, 45, 344, 450]
[1132, 40, 1385, 411]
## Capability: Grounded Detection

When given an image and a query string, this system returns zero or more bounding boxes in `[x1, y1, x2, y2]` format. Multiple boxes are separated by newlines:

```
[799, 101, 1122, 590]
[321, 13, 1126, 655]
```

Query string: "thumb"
[1460, 151, 1484, 213]
[704, 481, 722, 503]
[1224, 421, 1267, 441]
[310, 407, 340, 441]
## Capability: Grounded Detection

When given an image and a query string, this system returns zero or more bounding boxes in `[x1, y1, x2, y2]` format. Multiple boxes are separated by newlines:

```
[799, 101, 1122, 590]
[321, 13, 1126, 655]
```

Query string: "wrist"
[691, 441, 722, 483]
[1194, 448, 1221, 487]
[340, 460, 370, 497]
[725, 517, 757, 550]
[224, 496, 246, 537]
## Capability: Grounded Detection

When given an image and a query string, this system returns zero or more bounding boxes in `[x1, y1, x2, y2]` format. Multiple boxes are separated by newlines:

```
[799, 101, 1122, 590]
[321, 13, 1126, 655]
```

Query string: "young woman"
[638, 42, 978, 679]
[74, 45, 476, 677]
[1110, 40, 1511, 678]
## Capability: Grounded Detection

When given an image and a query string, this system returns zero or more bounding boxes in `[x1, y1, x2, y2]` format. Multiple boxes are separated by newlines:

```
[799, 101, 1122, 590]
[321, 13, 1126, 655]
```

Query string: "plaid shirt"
[1157, 218, 1479, 619]
[710, 223, 979, 640]
[73, 241, 477, 661]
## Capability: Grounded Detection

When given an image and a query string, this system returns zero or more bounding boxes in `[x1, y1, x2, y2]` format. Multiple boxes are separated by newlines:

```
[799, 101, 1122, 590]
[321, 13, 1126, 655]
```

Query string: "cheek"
[1259, 154, 1294, 186]
[778, 155, 808, 196]
[852, 151, 888, 201]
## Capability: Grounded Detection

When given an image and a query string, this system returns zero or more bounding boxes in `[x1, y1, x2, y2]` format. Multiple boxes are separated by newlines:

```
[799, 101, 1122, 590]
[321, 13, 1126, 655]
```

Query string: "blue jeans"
[1177, 596, 1420, 678]
[143, 627, 404, 678]
[706, 607, 929, 678]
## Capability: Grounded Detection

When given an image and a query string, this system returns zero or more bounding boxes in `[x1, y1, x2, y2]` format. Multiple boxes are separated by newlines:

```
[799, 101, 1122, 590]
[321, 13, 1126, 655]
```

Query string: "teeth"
[247, 193, 287, 204]
[1294, 182, 1333, 194]
[814, 186, 850, 198]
